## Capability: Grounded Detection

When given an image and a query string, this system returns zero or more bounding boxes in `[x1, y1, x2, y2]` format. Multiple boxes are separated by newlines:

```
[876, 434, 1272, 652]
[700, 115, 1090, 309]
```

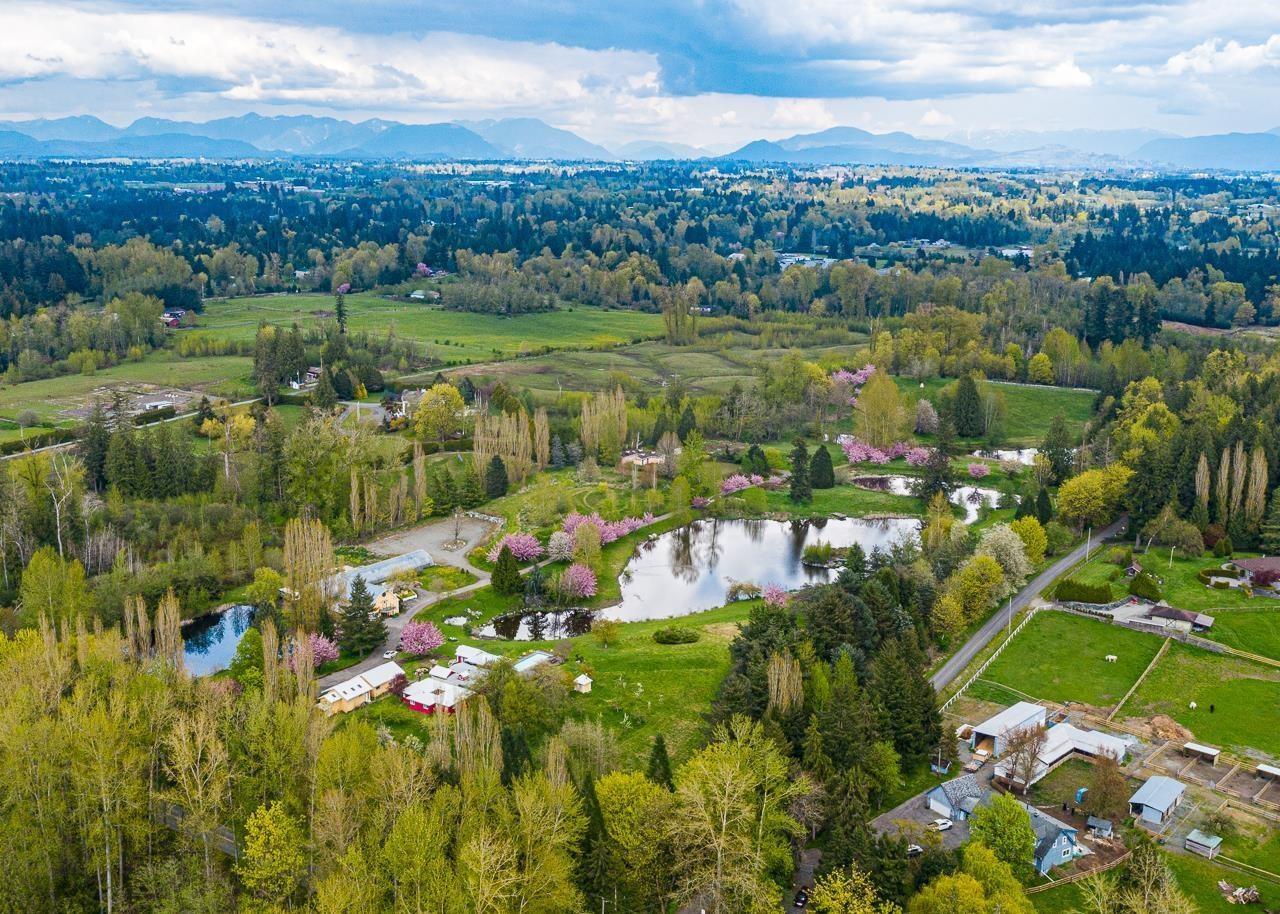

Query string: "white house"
[970, 702, 1047, 757]
[402, 677, 470, 714]
[456, 645, 500, 667]
[994, 722, 1128, 788]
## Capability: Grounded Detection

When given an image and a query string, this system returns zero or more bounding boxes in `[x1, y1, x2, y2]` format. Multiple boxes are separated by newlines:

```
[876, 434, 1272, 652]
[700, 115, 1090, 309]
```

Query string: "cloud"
[919, 108, 953, 127]
[0, 2, 657, 114]
[767, 99, 837, 130]
[1119, 35, 1280, 78]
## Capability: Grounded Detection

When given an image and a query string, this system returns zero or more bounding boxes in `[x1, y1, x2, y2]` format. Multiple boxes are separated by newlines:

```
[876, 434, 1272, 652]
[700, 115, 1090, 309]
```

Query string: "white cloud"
[1119, 35, 1280, 78]
[0, 2, 658, 114]
[919, 108, 953, 126]
[768, 99, 836, 130]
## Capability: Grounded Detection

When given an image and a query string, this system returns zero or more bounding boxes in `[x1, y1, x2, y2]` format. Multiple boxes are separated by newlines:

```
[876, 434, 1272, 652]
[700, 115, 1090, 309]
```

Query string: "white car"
[382, 649, 397, 660]
[927, 818, 953, 832]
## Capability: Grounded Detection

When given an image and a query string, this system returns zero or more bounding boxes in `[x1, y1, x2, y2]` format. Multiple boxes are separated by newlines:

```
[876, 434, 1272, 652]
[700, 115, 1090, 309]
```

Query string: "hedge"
[1128, 570, 1163, 601]
[0, 427, 79, 455]
[1055, 578, 1114, 604]
[652, 625, 701, 644]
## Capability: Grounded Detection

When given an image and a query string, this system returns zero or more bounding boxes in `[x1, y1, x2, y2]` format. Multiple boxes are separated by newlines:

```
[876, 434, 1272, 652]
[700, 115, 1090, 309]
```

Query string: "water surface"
[182, 604, 254, 676]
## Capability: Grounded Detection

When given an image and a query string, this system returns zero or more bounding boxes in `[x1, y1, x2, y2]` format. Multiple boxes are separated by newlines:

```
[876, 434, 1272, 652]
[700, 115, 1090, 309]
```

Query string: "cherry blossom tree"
[400, 621, 445, 656]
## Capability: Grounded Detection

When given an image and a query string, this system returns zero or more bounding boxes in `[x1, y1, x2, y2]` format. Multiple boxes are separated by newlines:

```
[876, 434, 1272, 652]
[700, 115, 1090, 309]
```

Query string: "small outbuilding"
[574, 673, 593, 694]
[1129, 776, 1186, 826]
[925, 773, 989, 821]
[1086, 816, 1114, 839]
[1183, 741, 1221, 767]
[1185, 829, 1223, 859]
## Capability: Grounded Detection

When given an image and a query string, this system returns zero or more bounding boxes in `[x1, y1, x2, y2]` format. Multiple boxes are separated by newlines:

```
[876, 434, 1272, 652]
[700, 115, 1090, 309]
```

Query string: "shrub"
[557, 563, 598, 600]
[1055, 578, 1114, 604]
[802, 542, 836, 565]
[1106, 546, 1133, 567]
[652, 625, 700, 644]
[1128, 570, 1163, 601]
[1213, 535, 1234, 557]
[1044, 521, 1073, 556]
[967, 463, 991, 479]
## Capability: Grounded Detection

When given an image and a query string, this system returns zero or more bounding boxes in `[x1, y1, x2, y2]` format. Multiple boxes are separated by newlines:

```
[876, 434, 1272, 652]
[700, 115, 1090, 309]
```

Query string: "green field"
[1203, 610, 1280, 662]
[975, 611, 1163, 708]
[0, 352, 254, 424]
[1070, 549, 1273, 613]
[895, 377, 1096, 445]
[196, 292, 664, 362]
[1120, 641, 1280, 756]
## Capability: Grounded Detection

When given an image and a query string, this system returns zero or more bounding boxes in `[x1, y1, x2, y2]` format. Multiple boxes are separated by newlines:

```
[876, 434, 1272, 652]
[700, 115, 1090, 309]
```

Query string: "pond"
[972, 447, 1039, 465]
[182, 604, 254, 676]
[475, 516, 921, 639]
[850, 475, 1010, 523]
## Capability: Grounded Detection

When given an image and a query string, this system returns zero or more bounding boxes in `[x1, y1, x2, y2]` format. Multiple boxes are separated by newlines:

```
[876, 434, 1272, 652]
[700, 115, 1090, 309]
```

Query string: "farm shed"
[1183, 742, 1221, 766]
[925, 773, 989, 821]
[456, 645, 500, 667]
[1128, 776, 1186, 826]
[1185, 829, 1223, 859]
[994, 722, 1128, 788]
[1257, 763, 1280, 781]
[1086, 816, 1113, 839]
[970, 701, 1047, 757]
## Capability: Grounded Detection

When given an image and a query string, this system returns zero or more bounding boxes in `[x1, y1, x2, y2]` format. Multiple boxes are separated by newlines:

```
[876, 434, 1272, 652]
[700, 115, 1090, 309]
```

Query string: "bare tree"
[1002, 724, 1048, 793]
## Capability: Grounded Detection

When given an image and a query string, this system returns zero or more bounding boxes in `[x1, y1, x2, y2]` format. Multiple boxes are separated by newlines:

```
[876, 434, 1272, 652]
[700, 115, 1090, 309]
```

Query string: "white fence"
[941, 607, 1041, 713]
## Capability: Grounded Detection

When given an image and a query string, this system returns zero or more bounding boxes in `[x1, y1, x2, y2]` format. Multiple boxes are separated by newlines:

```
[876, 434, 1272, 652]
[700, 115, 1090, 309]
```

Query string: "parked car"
[793, 886, 809, 908]
[907, 844, 924, 858]
[928, 818, 953, 832]
[382, 649, 397, 660]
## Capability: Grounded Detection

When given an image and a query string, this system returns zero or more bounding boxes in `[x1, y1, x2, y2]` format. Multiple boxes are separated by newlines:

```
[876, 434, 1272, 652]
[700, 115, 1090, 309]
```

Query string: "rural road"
[317, 513, 497, 689]
[929, 515, 1128, 691]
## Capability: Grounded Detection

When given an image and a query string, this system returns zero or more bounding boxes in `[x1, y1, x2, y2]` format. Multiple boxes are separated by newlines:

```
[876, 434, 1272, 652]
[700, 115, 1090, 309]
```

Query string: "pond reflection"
[182, 604, 254, 676]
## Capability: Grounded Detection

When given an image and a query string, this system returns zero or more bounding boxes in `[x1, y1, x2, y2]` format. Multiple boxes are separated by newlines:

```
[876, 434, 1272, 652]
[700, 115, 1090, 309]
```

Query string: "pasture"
[195, 292, 665, 362]
[1120, 641, 1280, 757]
[973, 611, 1163, 708]
[895, 377, 1096, 445]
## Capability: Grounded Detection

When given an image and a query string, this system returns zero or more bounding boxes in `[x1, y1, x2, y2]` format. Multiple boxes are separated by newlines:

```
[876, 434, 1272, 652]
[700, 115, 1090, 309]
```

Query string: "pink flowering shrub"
[967, 463, 991, 479]
[905, 447, 932, 466]
[558, 563, 598, 600]
[415, 262, 430, 275]
[336, 282, 351, 295]
[562, 512, 644, 545]
[547, 530, 575, 562]
[691, 496, 711, 509]
[487, 532, 544, 563]
[310, 633, 339, 666]
[400, 621, 445, 656]
[762, 583, 790, 607]
[721, 474, 753, 494]
[762, 475, 786, 490]
[841, 437, 891, 464]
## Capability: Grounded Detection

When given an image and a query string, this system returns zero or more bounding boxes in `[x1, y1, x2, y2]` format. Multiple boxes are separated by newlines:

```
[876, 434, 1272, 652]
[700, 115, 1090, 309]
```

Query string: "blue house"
[1028, 805, 1078, 876]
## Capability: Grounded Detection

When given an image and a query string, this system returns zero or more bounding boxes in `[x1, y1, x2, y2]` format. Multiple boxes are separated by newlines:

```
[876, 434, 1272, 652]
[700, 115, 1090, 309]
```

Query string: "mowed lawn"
[0, 353, 254, 423]
[894, 377, 1096, 444]
[1203, 610, 1280, 663]
[196, 292, 664, 361]
[980, 611, 1162, 708]
[1121, 641, 1280, 757]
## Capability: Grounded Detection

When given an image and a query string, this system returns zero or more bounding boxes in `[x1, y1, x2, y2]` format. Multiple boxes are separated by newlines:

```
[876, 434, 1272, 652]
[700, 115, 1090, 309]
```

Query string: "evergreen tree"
[491, 545, 523, 595]
[334, 288, 348, 334]
[809, 445, 835, 489]
[549, 435, 566, 469]
[789, 439, 812, 504]
[311, 370, 338, 410]
[432, 467, 456, 515]
[821, 770, 874, 874]
[677, 402, 697, 441]
[1041, 414, 1074, 484]
[193, 395, 216, 429]
[80, 400, 112, 491]
[484, 455, 510, 499]
[1261, 490, 1280, 555]
[1035, 487, 1053, 525]
[646, 734, 674, 790]
[741, 444, 770, 476]
[339, 575, 384, 655]
[500, 726, 532, 785]
[836, 543, 868, 591]
[650, 411, 670, 447]
[914, 422, 956, 501]
[458, 465, 484, 508]
[953, 374, 983, 437]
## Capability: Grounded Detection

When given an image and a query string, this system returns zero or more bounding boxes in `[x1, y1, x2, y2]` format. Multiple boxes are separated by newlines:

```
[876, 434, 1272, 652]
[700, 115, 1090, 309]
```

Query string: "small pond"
[182, 604, 254, 676]
[851, 475, 1010, 523]
[972, 447, 1039, 465]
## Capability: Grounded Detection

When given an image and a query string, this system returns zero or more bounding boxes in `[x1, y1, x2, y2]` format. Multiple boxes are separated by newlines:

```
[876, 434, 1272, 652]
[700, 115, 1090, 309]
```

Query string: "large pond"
[972, 447, 1039, 465]
[182, 604, 254, 675]
[477, 516, 920, 638]
[850, 475, 1009, 523]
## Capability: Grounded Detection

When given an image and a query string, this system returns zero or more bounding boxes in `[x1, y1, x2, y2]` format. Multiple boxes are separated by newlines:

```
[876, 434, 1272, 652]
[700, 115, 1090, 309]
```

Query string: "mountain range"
[3, 113, 1280, 170]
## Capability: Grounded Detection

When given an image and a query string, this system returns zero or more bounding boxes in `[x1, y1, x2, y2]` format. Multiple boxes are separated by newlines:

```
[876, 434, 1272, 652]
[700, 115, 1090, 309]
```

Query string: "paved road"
[929, 516, 1128, 691]
[317, 514, 497, 689]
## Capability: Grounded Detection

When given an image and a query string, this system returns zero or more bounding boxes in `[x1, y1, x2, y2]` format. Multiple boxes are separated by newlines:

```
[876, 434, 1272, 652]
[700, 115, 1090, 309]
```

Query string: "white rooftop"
[973, 701, 1046, 739]
[1130, 776, 1185, 813]
[322, 679, 372, 702]
[456, 645, 500, 666]
[403, 677, 470, 709]
[359, 661, 405, 690]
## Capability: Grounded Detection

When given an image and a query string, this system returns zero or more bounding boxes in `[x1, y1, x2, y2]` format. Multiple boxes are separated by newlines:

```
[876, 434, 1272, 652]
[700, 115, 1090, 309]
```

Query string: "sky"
[6, 0, 1280, 148]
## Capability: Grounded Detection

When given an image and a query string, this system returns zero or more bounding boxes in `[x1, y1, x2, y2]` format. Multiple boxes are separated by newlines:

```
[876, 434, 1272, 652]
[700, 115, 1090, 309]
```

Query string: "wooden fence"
[1025, 851, 1132, 894]
[941, 607, 1041, 713]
